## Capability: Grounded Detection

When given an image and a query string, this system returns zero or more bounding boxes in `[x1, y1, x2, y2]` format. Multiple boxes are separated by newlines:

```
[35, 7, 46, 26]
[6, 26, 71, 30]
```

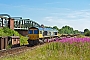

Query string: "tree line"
[45, 25, 90, 36]
[45, 25, 80, 34]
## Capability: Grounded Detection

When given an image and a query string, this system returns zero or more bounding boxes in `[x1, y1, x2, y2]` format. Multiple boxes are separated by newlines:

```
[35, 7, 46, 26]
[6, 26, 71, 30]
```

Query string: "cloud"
[41, 10, 90, 31]
[1, 3, 90, 32]
[50, 9, 90, 19]
[67, 10, 90, 19]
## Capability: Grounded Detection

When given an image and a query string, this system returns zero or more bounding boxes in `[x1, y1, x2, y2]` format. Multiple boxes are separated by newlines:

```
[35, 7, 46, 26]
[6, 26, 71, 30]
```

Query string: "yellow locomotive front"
[28, 27, 39, 46]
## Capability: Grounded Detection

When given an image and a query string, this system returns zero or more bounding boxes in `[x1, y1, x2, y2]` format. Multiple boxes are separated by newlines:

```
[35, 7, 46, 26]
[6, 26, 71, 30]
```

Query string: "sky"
[0, 0, 90, 31]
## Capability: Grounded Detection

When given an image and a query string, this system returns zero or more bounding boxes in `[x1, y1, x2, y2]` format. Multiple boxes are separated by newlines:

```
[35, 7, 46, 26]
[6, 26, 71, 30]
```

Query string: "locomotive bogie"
[28, 39, 39, 46]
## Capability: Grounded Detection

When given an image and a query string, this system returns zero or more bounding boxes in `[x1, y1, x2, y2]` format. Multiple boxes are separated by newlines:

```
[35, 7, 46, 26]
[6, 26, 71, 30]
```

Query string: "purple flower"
[58, 37, 90, 44]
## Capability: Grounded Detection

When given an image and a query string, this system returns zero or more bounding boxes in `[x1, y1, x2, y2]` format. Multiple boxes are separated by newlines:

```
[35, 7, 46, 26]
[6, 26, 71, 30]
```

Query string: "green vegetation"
[45, 25, 90, 37]
[1, 42, 90, 60]
[0, 27, 19, 36]
[84, 29, 90, 36]
[20, 36, 28, 45]
[45, 25, 80, 34]
[59, 26, 80, 34]
[0, 27, 28, 45]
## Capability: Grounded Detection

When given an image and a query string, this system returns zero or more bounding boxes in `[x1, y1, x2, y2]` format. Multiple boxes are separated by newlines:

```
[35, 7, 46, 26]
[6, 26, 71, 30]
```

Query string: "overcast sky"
[0, 0, 90, 31]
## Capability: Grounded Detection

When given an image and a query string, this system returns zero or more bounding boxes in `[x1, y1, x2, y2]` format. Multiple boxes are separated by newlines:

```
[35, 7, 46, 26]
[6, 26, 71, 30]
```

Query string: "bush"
[3, 27, 20, 36]
[20, 36, 28, 45]
[0, 27, 28, 46]
[84, 31, 90, 36]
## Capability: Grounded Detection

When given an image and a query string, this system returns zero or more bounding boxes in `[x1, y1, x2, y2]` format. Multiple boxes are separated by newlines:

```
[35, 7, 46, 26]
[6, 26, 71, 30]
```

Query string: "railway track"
[0, 44, 43, 58]
[0, 38, 57, 58]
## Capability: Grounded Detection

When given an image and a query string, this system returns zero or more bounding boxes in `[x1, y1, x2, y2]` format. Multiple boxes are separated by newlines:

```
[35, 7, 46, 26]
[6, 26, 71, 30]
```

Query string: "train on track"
[27, 26, 80, 46]
[0, 26, 79, 50]
[27, 27, 59, 46]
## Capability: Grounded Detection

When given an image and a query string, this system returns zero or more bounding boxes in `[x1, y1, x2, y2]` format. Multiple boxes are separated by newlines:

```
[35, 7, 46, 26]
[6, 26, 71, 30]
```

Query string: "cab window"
[40, 31, 42, 34]
[34, 30, 39, 34]
[49, 32, 51, 35]
[54, 32, 57, 35]
[29, 30, 33, 34]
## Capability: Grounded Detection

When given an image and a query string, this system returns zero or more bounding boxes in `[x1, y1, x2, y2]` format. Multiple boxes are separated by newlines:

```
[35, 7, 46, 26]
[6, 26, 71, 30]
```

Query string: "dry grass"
[0, 42, 90, 60]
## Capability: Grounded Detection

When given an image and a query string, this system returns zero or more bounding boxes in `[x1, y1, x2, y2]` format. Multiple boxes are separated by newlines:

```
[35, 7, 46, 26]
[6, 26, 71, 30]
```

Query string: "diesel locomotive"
[27, 27, 58, 46]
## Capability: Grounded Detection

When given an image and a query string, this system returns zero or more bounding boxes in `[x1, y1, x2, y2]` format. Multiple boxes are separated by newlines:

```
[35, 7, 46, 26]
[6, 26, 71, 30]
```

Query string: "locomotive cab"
[28, 27, 39, 46]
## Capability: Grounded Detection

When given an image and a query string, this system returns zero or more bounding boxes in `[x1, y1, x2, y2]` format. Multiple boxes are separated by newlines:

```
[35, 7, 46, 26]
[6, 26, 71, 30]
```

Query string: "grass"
[0, 42, 90, 60]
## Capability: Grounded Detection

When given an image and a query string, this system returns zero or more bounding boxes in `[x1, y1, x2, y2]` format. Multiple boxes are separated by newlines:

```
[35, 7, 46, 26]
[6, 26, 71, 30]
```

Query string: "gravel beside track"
[0, 44, 43, 58]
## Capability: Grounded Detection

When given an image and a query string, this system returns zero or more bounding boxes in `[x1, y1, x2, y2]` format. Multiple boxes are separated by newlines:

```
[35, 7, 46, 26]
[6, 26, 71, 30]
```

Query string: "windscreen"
[28, 30, 33, 34]
[34, 30, 39, 34]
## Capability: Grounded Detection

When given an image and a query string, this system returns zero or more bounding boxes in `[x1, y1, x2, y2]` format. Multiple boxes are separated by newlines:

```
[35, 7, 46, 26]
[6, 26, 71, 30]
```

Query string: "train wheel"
[28, 40, 34, 46]
[28, 40, 39, 46]
[33, 40, 39, 45]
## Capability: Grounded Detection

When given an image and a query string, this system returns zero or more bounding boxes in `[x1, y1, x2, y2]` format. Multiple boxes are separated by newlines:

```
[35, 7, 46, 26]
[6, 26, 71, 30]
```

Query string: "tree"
[44, 26, 53, 28]
[59, 25, 80, 34]
[53, 26, 59, 30]
[44, 25, 80, 34]
[84, 31, 90, 36]
[74, 30, 80, 34]
[84, 29, 89, 33]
